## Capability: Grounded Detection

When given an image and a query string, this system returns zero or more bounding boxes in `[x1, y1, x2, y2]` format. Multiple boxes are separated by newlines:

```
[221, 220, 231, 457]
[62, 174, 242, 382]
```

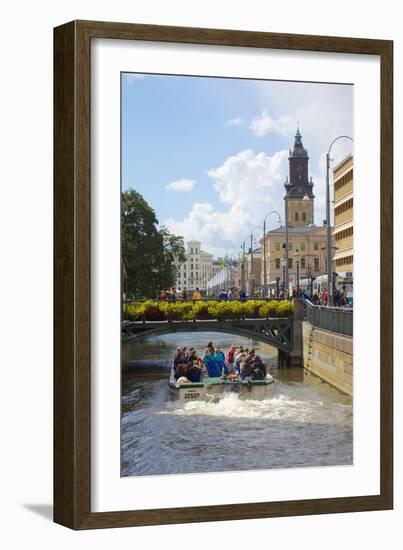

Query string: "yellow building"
[261, 226, 327, 292]
[332, 155, 353, 273]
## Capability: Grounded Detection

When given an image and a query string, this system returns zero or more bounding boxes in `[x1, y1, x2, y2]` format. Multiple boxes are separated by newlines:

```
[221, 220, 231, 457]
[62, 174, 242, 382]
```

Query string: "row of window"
[334, 168, 353, 192]
[274, 257, 320, 270]
[335, 197, 353, 217]
[335, 255, 353, 266]
[274, 242, 320, 251]
[335, 226, 353, 241]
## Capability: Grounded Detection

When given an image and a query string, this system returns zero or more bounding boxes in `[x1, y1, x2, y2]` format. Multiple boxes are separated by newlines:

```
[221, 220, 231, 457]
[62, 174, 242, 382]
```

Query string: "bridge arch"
[122, 319, 293, 353]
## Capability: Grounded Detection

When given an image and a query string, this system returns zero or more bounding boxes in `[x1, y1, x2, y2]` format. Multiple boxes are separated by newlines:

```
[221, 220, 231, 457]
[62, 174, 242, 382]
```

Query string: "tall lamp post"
[294, 249, 301, 294]
[281, 256, 287, 293]
[240, 234, 251, 292]
[250, 225, 263, 297]
[263, 210, 282, 298]
[284, 193, 289, 296]
[326, 135, 353, 305]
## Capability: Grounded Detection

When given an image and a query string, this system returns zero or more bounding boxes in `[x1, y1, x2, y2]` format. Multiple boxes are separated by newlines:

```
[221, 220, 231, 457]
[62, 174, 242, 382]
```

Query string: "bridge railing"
[124, 297, 286, 303]
[305, 300, 353, 337]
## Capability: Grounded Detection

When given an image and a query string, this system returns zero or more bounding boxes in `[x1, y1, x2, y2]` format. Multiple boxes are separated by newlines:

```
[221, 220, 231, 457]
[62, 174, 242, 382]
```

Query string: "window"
[288, 258, 293, 269]
[191, 248, 193, 254]
[334, 198, 353, 217]
[302, 212, 306, 221]
[275, 242, 280, 251]
[300, 257, 305, 269]
[314, 257, 319, 271]
[335, 226, 353, 241]
[334, 168, 353, 192]
[191, 272, 193, 278]
[314, 242, 319, 250]
[275, 258, 280, 269]
[300, 242, 305, 251]
[288, 243, 293, 250]
[336, 255, 353, 266]
[295, 212, 299, 221]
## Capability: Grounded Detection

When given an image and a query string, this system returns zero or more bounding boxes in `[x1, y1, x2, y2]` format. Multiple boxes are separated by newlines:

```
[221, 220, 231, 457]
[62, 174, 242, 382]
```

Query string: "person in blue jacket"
[203, 348, 221, 377]
[214, 347, 228, 375]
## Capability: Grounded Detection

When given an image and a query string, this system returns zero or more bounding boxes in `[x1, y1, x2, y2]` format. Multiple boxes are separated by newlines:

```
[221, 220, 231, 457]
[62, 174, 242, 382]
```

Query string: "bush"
[125, 299, 293, 322]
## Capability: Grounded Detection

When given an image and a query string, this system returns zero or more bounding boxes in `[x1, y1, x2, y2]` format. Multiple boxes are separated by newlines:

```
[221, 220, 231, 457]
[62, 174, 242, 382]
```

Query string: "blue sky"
[122, 73, 353, 257]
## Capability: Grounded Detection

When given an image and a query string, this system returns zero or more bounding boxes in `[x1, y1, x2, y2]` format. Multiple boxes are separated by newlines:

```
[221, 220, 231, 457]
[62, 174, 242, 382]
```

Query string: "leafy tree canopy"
[122, 189, 186, 298]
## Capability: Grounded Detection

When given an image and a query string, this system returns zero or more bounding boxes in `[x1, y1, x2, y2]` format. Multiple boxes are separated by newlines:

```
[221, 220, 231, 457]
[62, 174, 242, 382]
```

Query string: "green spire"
[295, 124, 302, 145]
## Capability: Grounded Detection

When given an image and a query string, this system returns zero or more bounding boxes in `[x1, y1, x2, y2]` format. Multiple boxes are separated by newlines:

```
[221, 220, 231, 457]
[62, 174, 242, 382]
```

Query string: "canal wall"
[303, 321, 353, 396]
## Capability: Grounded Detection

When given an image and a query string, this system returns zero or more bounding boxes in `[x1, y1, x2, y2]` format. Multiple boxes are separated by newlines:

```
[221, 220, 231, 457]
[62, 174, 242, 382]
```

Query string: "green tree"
[121, 189, 186, 298]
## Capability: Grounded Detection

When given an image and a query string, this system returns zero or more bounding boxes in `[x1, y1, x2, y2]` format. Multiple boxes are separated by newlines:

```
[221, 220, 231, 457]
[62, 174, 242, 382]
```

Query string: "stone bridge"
[122, 298, 306, 362]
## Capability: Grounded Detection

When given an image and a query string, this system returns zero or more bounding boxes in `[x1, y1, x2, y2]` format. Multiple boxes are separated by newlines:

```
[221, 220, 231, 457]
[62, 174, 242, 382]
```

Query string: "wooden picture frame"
[54, 20, 393, 529]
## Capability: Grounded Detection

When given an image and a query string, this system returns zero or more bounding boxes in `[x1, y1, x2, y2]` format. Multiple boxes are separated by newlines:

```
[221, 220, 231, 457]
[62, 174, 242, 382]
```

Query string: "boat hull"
[169, 365, 274, 402]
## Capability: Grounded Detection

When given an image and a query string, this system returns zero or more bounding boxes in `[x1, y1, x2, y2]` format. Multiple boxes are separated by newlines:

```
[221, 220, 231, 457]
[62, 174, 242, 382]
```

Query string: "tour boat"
[168, 363, 274, 403]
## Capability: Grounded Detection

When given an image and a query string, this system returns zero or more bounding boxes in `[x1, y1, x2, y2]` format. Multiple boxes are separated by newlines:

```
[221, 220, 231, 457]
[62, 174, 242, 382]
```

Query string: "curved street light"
[240, 233, 252, 291]
[326, 135, 353, 306]
[250, 225, 264, 298]
[262, 210, 282, 297]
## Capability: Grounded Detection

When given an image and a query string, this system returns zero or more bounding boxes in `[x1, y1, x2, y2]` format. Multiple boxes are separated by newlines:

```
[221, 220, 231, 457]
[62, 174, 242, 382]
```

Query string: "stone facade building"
[260, 127, 328, 294]
[260, 226, 327, 291]
[175, 240, 213, 294]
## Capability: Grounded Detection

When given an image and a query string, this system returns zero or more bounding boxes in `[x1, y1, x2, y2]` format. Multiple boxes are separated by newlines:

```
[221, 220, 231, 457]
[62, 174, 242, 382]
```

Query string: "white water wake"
[159, 392, 351, 426]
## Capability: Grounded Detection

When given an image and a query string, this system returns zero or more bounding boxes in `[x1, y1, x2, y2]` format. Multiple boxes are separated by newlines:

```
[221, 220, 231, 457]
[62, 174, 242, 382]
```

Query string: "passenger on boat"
[234, 350, 245, 374]
[187, 362, 202, 382]
[250, 355, 267, 380]
[203, 348, 221, 377]
[175, 362, 188, 379]
[227, 345, 236, 373]
[214, 347, 228, 375]
[251, 355, 267, 377]
[207, 341, 215, 354]
[174, 348, 189, 379]
[240, 358, 253, 380]
[188, 349, 203, 369]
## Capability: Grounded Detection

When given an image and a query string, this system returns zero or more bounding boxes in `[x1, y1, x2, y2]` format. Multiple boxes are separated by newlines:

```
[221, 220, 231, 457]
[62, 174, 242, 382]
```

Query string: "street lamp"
[326, 135, 353, 305]
[294, 249, 301, 293]
[240, 233, 250, 292]
[281, 256, 287, 292]
[263, 210, 282, 298]
[250, 225, 263, 298]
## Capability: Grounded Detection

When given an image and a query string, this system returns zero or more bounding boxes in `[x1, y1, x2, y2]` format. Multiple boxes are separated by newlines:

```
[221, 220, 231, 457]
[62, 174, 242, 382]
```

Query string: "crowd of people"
[300, 284, 350, 308]
[155, 284, 350, 308]
[173, 342, 268, 384]
[156, 287, 202, 301]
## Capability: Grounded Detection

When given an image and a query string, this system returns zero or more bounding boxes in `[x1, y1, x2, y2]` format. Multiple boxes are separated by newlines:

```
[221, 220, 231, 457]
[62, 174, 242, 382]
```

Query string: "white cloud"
[225, 117, 243, 127]
[164, 149, 288, 256]
[250, 109, 288, 137]
[166, 178, 196, 192]
[165, 82, 353, 256]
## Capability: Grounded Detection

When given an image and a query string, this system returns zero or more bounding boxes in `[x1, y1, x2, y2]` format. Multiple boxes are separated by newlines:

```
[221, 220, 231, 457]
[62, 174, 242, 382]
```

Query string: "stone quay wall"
[303, 320, 353, 396]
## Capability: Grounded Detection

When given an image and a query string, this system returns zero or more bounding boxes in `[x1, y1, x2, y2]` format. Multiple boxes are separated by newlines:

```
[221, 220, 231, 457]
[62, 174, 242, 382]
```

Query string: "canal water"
[121, 332, 353, 477]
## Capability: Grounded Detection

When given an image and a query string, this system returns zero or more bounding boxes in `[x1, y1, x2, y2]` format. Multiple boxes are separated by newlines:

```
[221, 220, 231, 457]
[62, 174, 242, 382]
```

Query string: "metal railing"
[305, 300, 353, 337]
[124, 297, 286, 304]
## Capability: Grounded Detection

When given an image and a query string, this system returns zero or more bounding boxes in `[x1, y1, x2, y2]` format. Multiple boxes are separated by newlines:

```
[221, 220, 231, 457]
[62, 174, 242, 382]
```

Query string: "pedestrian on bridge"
[192, 287, 202, 300]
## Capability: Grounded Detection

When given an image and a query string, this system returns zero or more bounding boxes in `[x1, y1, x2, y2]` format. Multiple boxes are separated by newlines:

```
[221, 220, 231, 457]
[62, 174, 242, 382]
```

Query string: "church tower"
[284, 126, 315, 227]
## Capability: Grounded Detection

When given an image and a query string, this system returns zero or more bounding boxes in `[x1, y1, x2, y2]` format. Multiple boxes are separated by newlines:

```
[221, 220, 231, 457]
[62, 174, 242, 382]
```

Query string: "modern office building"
[332, 155, 353, 274]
